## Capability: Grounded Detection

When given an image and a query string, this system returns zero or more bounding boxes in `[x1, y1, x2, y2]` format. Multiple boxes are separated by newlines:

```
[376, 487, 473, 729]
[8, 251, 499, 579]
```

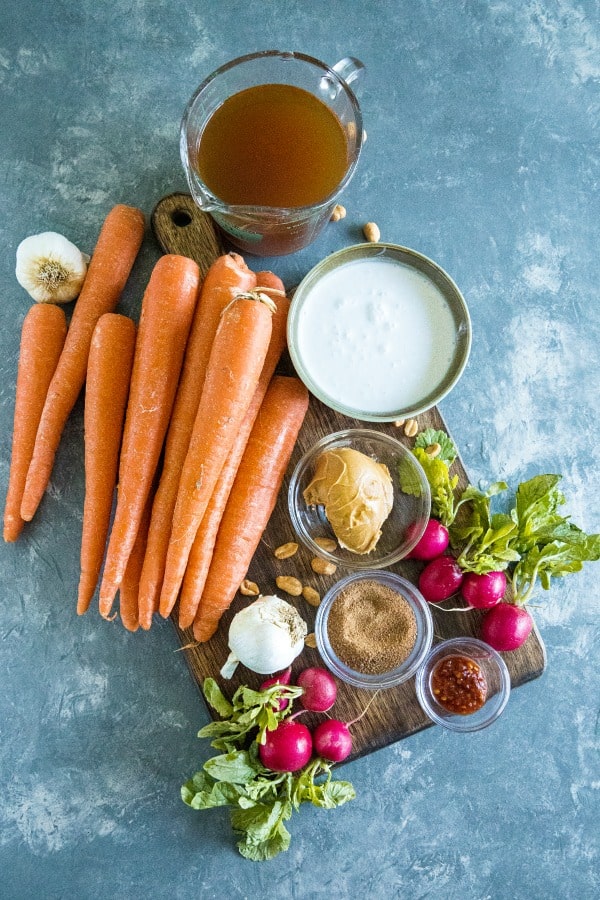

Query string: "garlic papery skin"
[16, 232, 90, 303]
[220, 595, 307, 679]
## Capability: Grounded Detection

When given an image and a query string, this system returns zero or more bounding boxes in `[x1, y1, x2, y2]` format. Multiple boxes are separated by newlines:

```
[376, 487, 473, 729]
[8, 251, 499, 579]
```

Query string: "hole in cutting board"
[171, 208, 192, 227]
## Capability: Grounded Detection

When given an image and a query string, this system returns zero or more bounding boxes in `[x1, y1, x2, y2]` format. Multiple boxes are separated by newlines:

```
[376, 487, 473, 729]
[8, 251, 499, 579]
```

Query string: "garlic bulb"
[16, 232, 90, 303]
[220, 595, 307, 679]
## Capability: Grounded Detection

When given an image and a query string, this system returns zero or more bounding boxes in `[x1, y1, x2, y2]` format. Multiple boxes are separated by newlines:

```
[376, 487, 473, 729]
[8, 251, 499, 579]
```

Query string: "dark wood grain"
[152, 193, 225, 279]
[152, 193, 547, 761]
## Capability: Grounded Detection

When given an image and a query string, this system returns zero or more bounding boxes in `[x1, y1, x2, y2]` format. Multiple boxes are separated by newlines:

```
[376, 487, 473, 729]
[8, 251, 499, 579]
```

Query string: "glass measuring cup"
[180, 50, 365, 256]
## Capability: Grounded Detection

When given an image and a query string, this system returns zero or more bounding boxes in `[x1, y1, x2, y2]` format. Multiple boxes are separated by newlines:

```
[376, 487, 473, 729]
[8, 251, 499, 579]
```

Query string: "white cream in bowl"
[288, 244, 471, 421]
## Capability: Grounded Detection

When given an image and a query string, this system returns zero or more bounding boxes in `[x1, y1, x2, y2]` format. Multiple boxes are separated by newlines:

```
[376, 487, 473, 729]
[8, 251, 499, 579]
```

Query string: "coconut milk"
[294, 257, 459, 415]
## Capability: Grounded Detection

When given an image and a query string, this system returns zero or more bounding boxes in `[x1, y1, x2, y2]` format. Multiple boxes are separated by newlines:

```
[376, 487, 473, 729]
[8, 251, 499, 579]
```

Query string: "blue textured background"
[1, 2, 599, 897]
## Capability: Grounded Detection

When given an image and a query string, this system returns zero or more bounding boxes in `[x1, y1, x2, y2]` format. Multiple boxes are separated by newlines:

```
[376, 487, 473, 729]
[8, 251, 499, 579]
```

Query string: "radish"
[260, 666, 292, 711]
[406, 518, 449, 560]
[418, 555, 464, 603]
[259, 720, 313, 772]
[481, 602, 533, 651]
[313, 720, 353, 763]
[461, 571, 506, 609]
[296, 667, 337, 712]
[312, 691, 380, 763]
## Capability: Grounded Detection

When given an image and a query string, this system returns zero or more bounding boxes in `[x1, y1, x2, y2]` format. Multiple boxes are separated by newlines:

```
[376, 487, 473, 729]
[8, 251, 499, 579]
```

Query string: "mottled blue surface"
[1, 1, 599, 897]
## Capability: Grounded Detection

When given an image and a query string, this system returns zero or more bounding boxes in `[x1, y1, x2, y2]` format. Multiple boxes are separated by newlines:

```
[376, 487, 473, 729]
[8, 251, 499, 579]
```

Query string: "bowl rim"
[415, 636, 511, 732]
[288, 427, 431, 569]
[314, 569, 434, 689]
[287, 242, 472, 422]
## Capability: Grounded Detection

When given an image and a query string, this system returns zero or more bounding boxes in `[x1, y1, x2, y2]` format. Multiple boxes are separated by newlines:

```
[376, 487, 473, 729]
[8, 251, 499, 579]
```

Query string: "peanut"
[424, 442, 442, 459]
[404, 418, 419, 437]
[305, 632, 317, 649]
[394, 419, 406, 428]
[275, 575, 303, 597]
[311, 557, 337, 576]
[274, 541, 299, 560]
[363, 221, 380, 243]
[330, 203, 347, 222]
[314, 536, 337, 554]
[302, 585, 321, 607]
[239, 579, 259, 596]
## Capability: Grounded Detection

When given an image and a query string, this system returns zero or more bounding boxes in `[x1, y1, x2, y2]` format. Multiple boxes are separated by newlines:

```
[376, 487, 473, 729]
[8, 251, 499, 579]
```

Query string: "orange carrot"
[137, 253, 256, 629]
[159, 293, 274, 616]
[77, 313, 136, 615]
[118, 489, 153, 632]
[21, 204, 145, 521]
[98, 254, 200, 618]
[176, 272, 289, 628]
[3, 304, 67, 542]
[192, 375, 309, 642]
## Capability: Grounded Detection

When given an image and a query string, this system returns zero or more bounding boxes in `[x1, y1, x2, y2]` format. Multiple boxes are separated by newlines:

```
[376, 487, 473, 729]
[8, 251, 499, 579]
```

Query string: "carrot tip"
[101, 611, 118, 622]
[98, 584, 118, 617]
[175, 641, 201, 652]
[158, 600, 176, 619]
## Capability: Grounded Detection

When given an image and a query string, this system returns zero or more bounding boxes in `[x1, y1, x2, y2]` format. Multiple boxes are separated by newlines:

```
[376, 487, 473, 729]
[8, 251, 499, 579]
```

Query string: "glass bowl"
[288, 429, 431, 569]
[287, 243, 472, 422]
[415, 637, 511, 732]
[314, 570, 434, 690]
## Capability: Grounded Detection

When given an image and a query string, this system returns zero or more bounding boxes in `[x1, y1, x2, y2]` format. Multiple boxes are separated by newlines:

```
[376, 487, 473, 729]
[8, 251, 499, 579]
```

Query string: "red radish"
[312, 691, 381, 763]
[481, 602, 533, 651]
[406, 519, 450, 560]
[418, 556, 464, 603]
[313, 720, 353, 763]
[461, 571, 506, 609]
[296, 667, 337, 712]
[260, 667, 292, 711]
[259, 720, 312, 772]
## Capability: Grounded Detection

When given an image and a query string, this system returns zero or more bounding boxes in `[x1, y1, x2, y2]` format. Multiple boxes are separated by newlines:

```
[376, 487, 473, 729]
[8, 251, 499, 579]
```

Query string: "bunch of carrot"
[4, 204, 309, 641]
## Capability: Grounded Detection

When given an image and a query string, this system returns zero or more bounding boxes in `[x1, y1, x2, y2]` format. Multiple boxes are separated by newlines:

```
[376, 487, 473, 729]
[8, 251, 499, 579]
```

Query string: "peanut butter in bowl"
[302, 446, 393, 554]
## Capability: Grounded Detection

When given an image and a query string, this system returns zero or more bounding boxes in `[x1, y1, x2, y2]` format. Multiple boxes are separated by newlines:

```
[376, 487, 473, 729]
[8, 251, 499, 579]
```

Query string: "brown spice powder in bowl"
[327, 579, 417, 675]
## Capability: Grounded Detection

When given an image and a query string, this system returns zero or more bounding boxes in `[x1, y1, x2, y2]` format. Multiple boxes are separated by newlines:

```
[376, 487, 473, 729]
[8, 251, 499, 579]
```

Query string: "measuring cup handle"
[332, 57, 366, 94]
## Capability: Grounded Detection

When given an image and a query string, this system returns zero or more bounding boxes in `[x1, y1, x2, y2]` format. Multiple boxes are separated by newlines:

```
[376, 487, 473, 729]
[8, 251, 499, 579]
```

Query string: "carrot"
[159, 293, 274, 616]
[176, 272, 289, 627]
[192, 375, 309, 642]
[98, 254, 200, 618]
[137, 253, 256, 629]
[118, 489, 153, 632]
[21, 204, 145, 521]
[77, 313, 136, 615]
[3, 304, 67, 542]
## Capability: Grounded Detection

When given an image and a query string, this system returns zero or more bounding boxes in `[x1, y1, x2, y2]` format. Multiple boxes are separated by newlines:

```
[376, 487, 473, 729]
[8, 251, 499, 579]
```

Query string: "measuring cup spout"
[179, 128, 220, 212]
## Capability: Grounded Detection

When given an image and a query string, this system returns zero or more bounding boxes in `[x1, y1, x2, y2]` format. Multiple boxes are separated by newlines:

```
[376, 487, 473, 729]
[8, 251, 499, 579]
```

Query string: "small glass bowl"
[315, 571, 434, 690]
[288, 429, 431, 569]
[415, 637, 511, 732]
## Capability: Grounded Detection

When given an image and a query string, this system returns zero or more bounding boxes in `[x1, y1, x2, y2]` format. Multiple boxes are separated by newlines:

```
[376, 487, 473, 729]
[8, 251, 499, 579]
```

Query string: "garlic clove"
[16, 231, 89, 304]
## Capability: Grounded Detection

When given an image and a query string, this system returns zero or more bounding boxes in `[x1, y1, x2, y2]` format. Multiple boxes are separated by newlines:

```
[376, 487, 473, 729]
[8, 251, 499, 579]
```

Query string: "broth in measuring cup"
[181, 52, 365, 255]
[196, 84, 349, 208]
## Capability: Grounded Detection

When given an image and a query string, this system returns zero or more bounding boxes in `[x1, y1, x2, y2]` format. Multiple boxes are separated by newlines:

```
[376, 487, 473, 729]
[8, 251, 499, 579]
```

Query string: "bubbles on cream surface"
[295, 258, 458, 415]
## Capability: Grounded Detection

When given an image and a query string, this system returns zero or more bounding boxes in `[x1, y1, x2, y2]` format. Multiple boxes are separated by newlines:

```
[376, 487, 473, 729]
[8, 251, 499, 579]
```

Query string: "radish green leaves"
[407, 430, 600, 605]
[182, 679, 355, 861]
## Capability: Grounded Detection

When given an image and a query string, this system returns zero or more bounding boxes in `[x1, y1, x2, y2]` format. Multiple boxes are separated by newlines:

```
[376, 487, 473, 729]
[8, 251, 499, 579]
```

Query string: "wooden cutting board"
[152, 193, 546, 761]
